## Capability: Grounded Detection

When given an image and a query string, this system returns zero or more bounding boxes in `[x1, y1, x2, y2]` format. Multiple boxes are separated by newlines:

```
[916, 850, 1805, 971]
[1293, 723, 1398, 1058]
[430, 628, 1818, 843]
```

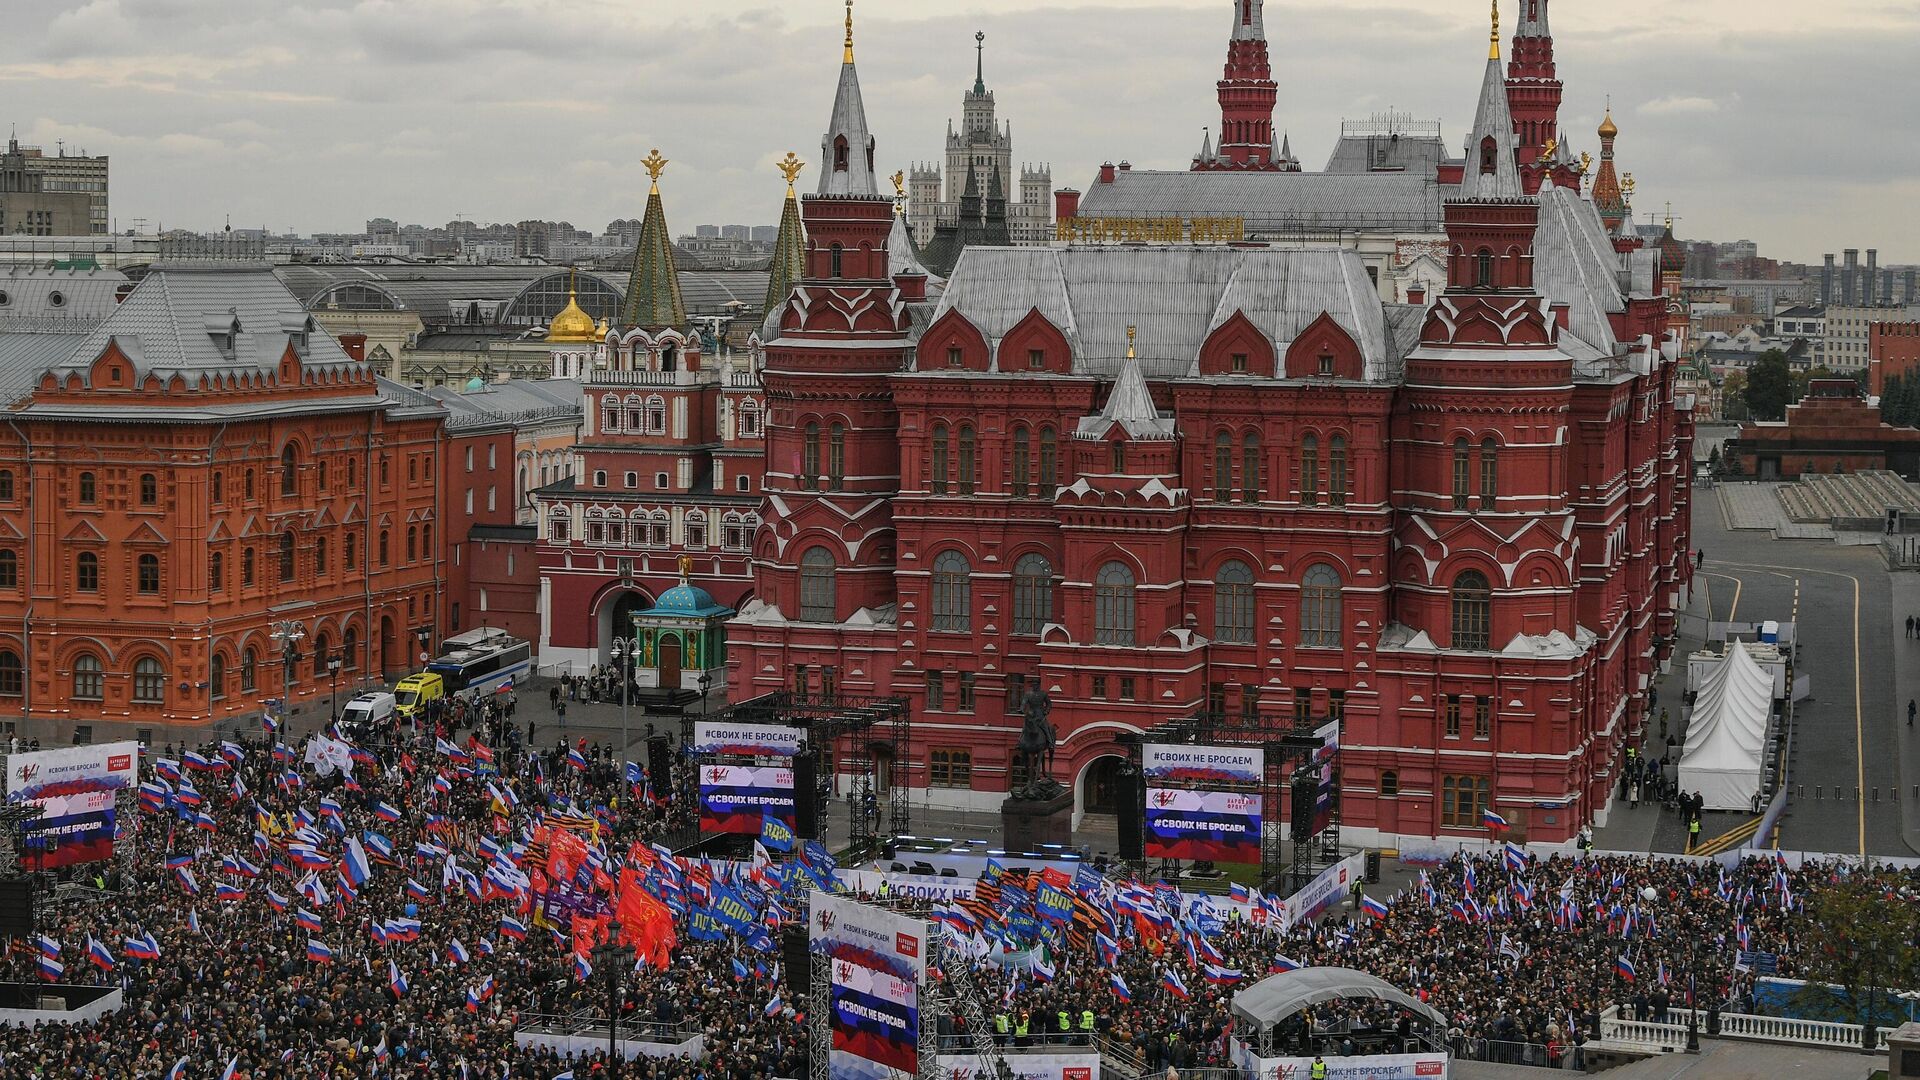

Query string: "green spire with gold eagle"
[764, 152, 809, 315]
[621, 149, 687, 330]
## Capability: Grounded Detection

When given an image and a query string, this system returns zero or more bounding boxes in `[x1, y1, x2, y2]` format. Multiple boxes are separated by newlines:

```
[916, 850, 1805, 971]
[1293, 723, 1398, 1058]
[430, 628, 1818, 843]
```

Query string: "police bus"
[426, 628, 532, 695]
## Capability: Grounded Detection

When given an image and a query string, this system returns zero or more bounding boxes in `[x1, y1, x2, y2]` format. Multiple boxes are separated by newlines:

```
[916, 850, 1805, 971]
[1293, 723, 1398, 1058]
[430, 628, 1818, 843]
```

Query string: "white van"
[339, 692, 397, 738]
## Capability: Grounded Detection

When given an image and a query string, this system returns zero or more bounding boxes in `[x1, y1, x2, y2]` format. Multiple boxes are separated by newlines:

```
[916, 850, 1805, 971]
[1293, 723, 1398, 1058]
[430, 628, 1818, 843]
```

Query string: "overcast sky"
[4, 0, 1913, 265]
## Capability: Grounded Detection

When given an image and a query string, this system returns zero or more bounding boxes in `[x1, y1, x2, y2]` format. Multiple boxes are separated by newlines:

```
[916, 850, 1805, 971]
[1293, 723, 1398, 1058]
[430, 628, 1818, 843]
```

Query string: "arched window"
[930, 551, 971, 632]
[739, 400, 762, 437]
[1241, 433, 1262, 502]
[686, 511, 708, 548]
[346, 458, 356, 487]
[1379, 770, 1399, 796]
[378, 530, 390, 566]
[314, 535, 328, 577]
[312, 633, 330, 679]
[1213, 432, 1233, 501]
[828, 423, 845, 490]
[1012, 554, 1053, 636]
[240, 648, 257, 692]
[209, 551, 224, 592]
[957, 425, 977, 495]
[549, 513, 569, 543]
[0, 470, 12, 501]
[1450, 570, 1492, 650]
[829, 243, 844, 279]
[210, 471, 223, 504]
[139, 473, 157, 505]
[242, 547, 256, 587]
[0, 550, 15, 589]
[1109, 441, 1127, 474]
[1452, 437, 1471, 509]
[1011, 427, 1031, 498]
[1479, 136, 1497, 174]
[279, 532, 296, 582]
[76, 551, 99, 592]
[602, 401, 620, 432]
[343, 627, 359, 669]
[405, 526, 418, 564]
[1038, 426, 1058, 497]
[422, 523, 432, 558]
[799, 547, 836, 623]
[133, 657, 164, 703]
[1093, 561, 1136, 646]
[280, 444, 298, 496]
[1299, 435, 1319, 506]
[1213, 559, 1255, 644]
[243, 469, 255, 501]
[1479, 437, 1498, 510]
[1300, 563, 1343, 648]
[833, 135, 849, 172]
[1328, 435, 1348, 507]
[803, 422, 821, 490]
[650, 511, 669, 546]
[930, 423, 949, 495]
[78, 471, 96, 504]
[1475, 249, 1494, 288]
[210, 653, 227, 700]
[73, 654, 103, 700]
[137, 553, 161, 594]
[0, 651, 19, 696]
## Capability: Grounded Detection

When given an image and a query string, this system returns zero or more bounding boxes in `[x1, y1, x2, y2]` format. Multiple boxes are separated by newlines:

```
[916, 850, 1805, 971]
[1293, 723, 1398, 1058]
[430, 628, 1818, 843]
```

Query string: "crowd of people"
[0, 699, 1896, 1079]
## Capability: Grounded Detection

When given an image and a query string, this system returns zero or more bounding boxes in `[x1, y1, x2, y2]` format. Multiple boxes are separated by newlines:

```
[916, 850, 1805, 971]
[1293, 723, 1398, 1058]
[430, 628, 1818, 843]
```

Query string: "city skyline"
[3, 0, 1915, 263]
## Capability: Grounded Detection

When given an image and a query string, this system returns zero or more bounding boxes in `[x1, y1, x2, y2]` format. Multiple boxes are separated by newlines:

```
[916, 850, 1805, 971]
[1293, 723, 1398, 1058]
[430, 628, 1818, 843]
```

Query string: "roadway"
[1691, 485, 1906, 857]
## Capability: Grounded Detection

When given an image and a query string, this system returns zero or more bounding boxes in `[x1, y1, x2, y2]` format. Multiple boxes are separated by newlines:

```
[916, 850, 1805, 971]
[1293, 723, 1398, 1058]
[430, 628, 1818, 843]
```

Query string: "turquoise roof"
[640, 583, 734, 619]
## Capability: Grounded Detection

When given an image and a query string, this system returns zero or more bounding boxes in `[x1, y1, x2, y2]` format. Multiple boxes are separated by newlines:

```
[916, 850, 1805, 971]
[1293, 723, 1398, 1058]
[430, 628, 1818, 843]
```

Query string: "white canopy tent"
[1679, 640, 1774, 810]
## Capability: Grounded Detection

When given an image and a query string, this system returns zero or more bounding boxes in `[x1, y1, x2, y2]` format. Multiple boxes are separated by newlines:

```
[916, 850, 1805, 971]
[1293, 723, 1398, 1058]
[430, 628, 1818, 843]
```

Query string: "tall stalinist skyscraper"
[907, 32, 1052, 246]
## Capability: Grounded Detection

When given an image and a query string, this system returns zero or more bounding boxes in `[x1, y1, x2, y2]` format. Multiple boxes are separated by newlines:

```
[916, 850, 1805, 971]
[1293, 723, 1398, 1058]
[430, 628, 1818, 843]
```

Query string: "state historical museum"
[730, 0, 1693, 846]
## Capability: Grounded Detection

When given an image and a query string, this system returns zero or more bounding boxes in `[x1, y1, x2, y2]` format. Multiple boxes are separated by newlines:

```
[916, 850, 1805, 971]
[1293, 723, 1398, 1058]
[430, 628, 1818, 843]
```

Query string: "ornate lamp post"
[270, 620, 305, 733]
[590, 920, 635, 1075]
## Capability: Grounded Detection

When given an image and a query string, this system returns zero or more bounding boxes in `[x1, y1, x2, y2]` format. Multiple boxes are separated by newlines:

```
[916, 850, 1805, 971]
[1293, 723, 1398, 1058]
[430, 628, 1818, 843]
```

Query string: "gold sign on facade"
[1055, 216, 1247, 245]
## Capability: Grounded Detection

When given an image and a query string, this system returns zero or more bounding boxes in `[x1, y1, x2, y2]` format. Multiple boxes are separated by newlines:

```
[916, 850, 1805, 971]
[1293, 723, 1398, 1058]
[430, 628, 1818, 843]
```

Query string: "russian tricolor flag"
[166, 1056, 188, 1080]
[86, 935, 115, 971]
[1202, 962, 1243, 985]
[1161, 967, 1190, 999]
[1615, 954, 1636, 982]
[1270, 955, 1303, 973]
[295, 908, 323, 933]
[499, 915, 528, 941]
[1109, 972, 1132, 1002]
[125, 933, 161, 961]
[1361, 894, 1390, 920]
[447, 939, 470, 965]
[372, 801, 403, 823]
[389, 959, 409, 998]
[1503, 841, 1528, 873]
[306, 939, 334, 964]
[342, 837, 373, 888]
[573, 952, 593, 982]
[406, 877, 431, 902]
[1482, 807, 1509, 830]
[215, 882, 245, 903]
[567, 747, 589, 771]
[35, 954, 62, 981]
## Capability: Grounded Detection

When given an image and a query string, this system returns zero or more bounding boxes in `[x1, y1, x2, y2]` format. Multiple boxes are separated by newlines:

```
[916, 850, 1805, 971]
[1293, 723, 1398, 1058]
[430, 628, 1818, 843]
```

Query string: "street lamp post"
[590, 920, 634, 1076]
[327, 652, 343, 724]
[270, 620, 305, 735]
[610, 638, 632, 763]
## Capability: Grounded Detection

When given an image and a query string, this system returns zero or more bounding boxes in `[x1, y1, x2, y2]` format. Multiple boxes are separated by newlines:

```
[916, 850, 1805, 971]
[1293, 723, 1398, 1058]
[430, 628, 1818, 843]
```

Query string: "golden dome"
[1598, 109, 1618, 140]
[548, 285, 598, 343]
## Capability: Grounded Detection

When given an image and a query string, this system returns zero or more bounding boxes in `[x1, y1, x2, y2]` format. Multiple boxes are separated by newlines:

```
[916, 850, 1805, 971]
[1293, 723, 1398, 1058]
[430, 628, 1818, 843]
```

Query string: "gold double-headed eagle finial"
[642, 149, 669, 195]
[778, 152, 805, 195]
[890, 170, 906, 214]
[1126, 325, 1137, 359]
[1622, 173, 1636, 196]
[1542, 136, 1557, 162]
[1578, 150, 1592, 175]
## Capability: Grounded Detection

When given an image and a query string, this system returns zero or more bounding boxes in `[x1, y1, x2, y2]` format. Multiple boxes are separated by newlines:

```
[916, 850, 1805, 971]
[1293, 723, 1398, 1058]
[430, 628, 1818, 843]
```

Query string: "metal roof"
[0, 264, 128, 330]
[1534, 185, 1624, 358]
[931, 245, 1396, 381]
[55, 263, 361, 384]
[1075, 169, 1444, 235]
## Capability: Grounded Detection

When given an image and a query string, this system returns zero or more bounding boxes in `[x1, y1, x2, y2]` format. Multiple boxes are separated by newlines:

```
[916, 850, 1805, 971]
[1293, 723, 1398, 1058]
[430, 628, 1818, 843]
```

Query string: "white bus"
[427, 628, 532, 695]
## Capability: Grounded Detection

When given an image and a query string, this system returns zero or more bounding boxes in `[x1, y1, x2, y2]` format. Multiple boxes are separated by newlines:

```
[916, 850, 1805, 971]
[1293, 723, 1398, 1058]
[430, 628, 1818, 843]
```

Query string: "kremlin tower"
[1193, 0, 1286, 170]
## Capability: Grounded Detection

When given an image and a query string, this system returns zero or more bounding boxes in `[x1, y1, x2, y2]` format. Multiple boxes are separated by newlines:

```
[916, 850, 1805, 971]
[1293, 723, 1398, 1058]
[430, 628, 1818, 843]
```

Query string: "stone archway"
[1081, 754, 1128, 816]
[595, 588, 652, 665]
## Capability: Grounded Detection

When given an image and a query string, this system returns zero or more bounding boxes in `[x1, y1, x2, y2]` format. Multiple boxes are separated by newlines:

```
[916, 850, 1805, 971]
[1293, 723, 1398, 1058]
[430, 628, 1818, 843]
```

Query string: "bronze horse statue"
[1013, 687, 1064, 799]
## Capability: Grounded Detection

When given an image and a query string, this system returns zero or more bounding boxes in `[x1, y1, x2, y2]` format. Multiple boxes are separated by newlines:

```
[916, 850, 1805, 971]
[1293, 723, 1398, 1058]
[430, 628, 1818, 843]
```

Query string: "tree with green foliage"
[1883, 372, 1920, 429]
[1790, 876, 1920, 1040]
[1744, 350, 1793, 421]
[1707, 446, 1723, 476]
[1720, 370, 1750, 422]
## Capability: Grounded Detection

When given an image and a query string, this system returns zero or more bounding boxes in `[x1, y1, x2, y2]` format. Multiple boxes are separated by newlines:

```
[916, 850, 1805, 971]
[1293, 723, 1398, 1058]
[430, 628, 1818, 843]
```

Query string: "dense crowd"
[0, 700, 1897, 1079]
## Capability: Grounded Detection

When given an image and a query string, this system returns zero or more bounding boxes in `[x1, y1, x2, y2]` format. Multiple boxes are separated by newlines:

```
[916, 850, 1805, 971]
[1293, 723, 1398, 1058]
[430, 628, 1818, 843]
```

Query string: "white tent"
[1679, 640, 1774, 810]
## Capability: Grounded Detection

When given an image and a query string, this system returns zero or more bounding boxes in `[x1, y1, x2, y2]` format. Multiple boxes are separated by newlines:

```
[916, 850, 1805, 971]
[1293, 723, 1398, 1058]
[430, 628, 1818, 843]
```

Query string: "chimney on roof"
[1118, 161, 1132, 171]
[1098, 162, 1116, 184]
[1055, 188, 1081, 221]
[1406, 284, 1426, 305]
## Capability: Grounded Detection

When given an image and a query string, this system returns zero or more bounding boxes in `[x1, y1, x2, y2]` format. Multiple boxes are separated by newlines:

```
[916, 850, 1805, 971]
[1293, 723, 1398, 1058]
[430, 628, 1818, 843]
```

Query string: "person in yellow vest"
[1687, 816, 1701, 852]
[1080, 1007, 1095, 1043]
[1057, 1008, 1072, 1038]
[1310, 1055, 1328, 1080]
[1014, 1011, 1031, 1047]
[995, 1012, 1010, 1046]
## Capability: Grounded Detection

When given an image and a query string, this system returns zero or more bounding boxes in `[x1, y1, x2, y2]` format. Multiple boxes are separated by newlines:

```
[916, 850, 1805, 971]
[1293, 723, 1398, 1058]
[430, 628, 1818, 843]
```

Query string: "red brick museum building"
[730, 0, 1694, 846]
